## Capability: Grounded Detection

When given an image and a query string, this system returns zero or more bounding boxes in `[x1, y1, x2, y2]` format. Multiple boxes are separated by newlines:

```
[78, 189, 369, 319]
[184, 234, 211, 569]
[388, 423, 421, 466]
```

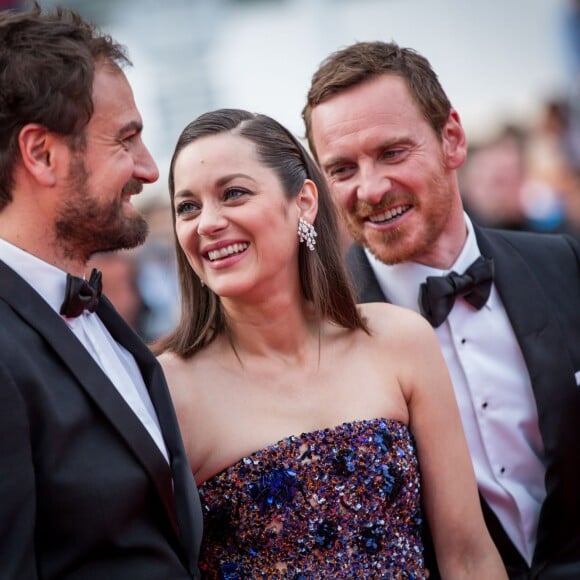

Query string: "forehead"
[310, 75, 425, 158]
[88, 64, 142, 133]
[173, 133, 261, 178]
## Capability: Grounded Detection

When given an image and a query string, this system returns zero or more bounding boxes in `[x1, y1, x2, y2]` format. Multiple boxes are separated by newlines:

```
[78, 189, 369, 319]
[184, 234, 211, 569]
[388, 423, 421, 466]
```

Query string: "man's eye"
[121, 134, 138, 148]
[329, 165, 355, 179]
[175, 201, 200, 216]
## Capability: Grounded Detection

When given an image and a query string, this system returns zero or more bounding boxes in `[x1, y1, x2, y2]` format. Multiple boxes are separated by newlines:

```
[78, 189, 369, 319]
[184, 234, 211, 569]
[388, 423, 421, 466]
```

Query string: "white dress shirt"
[0, 238, 169, 462]
[366, 215, 546, 564]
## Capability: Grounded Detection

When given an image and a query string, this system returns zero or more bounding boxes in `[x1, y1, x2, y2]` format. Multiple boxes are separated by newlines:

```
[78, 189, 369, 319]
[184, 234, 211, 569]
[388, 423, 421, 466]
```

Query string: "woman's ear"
[17, 124, 59, 187]
[295, 179, 318, 223]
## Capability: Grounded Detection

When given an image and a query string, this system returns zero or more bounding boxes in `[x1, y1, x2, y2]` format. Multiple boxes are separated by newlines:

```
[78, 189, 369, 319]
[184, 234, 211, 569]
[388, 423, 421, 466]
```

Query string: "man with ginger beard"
[0, 4, 201, 578]
[304, 41, 580, 579]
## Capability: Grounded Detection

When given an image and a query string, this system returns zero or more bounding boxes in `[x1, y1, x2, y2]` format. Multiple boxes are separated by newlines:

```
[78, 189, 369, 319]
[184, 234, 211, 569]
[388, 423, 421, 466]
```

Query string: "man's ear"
[441, 109, 467, 170]
[295, 179, 318, 223]
[17, 124, 59, 187]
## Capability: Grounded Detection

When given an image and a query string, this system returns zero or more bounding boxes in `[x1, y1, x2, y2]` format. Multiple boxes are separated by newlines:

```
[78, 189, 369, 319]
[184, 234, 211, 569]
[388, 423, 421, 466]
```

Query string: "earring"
[298, 217, 317, 251]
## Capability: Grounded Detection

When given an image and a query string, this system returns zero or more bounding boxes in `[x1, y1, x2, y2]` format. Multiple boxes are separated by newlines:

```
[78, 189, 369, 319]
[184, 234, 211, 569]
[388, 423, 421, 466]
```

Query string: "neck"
[221, 293, 320, 366]
[414, 205, 469, 270]
[0, 224, 87, 277]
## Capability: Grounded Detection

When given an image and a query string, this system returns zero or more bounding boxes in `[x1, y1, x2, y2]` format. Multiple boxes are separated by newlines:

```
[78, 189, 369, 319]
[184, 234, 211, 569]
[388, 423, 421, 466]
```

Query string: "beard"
[342, 171, 453, 265]
[55, 155, 148, 262]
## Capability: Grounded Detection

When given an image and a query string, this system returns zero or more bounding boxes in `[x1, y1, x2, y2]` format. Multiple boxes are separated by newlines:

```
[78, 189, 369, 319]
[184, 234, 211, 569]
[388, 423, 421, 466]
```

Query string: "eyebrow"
[321, 156, 350, 173]
[115, 120, 143, 140]
[215, 172, 256, 187]
[174, 172, 257, 201]
[321, 137, 414, 171]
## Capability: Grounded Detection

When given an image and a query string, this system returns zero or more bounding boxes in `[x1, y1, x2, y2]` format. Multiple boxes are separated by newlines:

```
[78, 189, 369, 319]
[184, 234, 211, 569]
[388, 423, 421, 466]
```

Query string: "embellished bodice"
[198, 418, 427, 579]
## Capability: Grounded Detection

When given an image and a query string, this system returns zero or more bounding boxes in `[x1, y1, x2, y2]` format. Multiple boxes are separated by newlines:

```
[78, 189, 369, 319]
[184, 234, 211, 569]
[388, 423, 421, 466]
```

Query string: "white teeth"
[369, 205, 410, 223]
[207, 243, 249, 261]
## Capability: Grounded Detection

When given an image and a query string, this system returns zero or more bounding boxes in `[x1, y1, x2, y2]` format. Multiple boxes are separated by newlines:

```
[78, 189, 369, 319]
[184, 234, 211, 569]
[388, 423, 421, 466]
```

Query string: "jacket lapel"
[98, 302, 203, 570]
[345, 244, 387, 303]
[474, 227, 576, 453]
[474, 228, 580, 565]
[0, 262, 182, 544]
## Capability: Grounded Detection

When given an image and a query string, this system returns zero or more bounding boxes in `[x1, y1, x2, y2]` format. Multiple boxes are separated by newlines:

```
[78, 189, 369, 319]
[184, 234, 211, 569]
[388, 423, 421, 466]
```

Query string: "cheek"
[328, 183, 352, 212]
[175, 223, 199, 256]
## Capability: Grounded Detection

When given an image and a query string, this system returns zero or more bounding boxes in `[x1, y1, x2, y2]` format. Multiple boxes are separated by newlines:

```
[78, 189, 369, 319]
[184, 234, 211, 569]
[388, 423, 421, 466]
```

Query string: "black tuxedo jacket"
[346, 226, 580, 579]
[0, 261, 202, 579]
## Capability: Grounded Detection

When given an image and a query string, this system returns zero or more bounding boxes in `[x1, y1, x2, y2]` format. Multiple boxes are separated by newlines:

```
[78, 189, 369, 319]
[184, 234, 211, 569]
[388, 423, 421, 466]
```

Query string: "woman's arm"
[366, 303, 507, 578]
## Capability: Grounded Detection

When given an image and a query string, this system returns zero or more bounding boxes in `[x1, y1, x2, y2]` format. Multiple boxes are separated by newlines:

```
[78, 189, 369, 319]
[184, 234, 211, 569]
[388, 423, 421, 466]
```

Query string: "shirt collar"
[366, 213, 483, 313]
[0, 238, 68, 314]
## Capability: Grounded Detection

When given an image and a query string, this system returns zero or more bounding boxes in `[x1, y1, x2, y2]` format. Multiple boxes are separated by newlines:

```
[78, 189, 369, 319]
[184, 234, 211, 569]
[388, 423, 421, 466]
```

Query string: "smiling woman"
[155, 108, 507, 579]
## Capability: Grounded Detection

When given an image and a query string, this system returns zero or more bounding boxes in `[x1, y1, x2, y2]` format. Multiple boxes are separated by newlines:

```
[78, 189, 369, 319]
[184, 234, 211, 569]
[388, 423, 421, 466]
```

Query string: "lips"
[206, 242, 249, 262]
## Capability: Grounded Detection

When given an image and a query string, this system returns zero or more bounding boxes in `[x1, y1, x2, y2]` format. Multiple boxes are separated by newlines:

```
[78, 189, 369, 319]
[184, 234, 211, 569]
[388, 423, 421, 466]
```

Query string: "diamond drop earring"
[297, 217, 317, 251]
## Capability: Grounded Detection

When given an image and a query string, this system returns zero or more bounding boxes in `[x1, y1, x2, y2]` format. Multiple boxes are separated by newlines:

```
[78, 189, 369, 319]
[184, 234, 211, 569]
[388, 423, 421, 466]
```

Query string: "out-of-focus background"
[4, 0, 579, 339]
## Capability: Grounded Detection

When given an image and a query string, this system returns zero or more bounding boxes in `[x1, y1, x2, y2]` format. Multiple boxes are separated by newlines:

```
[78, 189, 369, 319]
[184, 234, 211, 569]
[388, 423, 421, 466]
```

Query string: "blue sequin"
[249, 468, 299, 510]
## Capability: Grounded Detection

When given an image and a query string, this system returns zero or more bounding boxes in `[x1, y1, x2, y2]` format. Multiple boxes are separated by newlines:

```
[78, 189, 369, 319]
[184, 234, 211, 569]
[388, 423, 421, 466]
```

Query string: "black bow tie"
[60, 268, 103, 318]
[418, 256, 494, 327]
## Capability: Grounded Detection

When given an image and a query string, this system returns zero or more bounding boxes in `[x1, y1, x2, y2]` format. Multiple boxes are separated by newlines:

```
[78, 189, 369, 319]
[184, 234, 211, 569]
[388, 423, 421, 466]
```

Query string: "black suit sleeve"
[0, 361, 38, 579]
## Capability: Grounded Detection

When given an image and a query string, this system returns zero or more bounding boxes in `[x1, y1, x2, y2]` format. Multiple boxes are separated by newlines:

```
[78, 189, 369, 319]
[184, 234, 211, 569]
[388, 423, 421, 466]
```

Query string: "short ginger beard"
[55, 155, 148, 263]
[342, 171, 453, 265]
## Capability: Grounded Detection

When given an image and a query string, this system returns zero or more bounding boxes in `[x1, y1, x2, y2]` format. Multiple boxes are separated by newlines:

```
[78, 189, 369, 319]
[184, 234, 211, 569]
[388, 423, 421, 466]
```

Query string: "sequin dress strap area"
[198, 418, 428, 579]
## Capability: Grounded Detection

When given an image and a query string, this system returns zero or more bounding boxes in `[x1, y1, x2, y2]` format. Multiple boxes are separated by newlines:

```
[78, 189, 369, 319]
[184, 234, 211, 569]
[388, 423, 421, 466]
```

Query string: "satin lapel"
[474, 228, 575, 455]
[97, 300, 203, 572]
[0, 262, 180, 541]
[345, 244, 389, 303]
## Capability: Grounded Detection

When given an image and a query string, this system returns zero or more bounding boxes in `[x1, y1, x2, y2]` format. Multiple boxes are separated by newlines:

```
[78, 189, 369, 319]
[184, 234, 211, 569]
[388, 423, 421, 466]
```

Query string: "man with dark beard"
[0, 4, 202, 579]
[303, 41, 580, 579]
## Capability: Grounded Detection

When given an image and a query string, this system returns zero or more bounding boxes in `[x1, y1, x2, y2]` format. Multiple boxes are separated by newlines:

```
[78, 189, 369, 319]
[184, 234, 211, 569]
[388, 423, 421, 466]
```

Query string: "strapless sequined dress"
[198, 418, 427, 579]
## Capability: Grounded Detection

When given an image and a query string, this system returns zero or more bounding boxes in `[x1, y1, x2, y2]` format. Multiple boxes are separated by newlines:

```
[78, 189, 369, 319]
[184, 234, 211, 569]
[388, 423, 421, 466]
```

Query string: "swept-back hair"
[157, 108, 367, 358]
[303, 40, 452, 160]
[0, 2, 130, 210]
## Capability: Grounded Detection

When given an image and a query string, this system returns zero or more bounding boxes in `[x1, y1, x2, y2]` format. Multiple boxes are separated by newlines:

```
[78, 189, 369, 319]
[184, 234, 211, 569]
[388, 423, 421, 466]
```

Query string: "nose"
[135, 142, 160, 184]
[197, 203, 228, 237]
[357, 164, 390, 205]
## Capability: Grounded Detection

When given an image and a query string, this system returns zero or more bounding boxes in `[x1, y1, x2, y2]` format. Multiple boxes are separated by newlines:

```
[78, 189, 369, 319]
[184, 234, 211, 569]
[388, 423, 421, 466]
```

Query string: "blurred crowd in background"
[2, 0, 580, 342]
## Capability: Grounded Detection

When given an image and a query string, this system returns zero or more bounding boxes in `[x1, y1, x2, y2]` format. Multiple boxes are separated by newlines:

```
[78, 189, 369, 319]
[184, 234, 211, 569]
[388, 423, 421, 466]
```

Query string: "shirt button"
[499, 466, 506, 475]
[461, 338, 467, 344]
[482, 401, 488, 409]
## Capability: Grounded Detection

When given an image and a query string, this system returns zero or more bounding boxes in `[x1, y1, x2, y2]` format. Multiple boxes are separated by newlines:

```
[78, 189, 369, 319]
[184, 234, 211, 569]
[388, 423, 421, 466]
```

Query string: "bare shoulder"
[357, 302, 435, 347]
[157, 350, 186, 379]
[157, 350, 199, 401]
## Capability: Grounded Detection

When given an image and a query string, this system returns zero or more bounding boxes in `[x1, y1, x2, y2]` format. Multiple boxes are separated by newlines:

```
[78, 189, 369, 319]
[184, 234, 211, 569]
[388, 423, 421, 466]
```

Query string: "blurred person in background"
[0, 4, 201, 578]
[460, 125, 576, 236]
[460, 128, 533, 232]
[304, 40, 580, 579]
[88, 249, 149, 337]
[136, 198, 181, 342]
[524, 100, 580, 237]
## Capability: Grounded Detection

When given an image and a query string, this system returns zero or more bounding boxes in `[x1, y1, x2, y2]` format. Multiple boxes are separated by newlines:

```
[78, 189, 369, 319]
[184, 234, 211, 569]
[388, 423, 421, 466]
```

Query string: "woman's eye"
[381, 148, 404, 161]
[175, 201, 200, 216]
[224, 187, 248, 201]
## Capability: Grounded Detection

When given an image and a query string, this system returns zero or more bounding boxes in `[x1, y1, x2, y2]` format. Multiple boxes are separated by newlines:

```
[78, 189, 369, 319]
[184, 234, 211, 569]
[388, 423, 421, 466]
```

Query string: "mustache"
[353, 192, 417, 218]
[354, 196, 398, 217]
[121, 178, 144, 196]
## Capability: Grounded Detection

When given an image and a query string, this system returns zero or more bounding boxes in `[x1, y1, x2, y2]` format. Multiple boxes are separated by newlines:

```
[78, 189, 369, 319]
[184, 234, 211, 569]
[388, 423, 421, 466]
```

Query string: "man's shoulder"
[475, 225, 580, 262]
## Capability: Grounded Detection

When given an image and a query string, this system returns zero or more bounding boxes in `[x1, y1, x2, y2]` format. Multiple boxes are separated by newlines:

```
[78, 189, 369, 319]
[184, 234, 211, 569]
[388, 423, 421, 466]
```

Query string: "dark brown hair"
[156, 108, 368, 359]
[0, 2, 130, 210]
[303, 41, 452, 159]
